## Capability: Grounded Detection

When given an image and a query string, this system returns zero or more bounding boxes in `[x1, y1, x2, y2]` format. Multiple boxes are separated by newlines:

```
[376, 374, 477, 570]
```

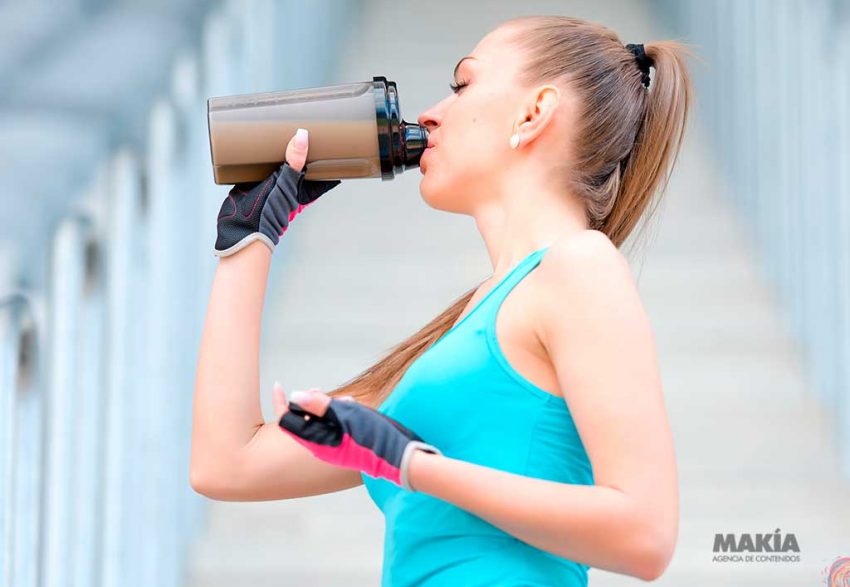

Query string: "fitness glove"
[278, 397, 442, 492]
[214, 160, 340, 257]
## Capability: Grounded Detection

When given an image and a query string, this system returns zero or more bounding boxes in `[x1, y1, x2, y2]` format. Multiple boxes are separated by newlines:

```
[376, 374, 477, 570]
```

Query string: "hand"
[214, 128, 341, 257]
[273, 383, 442, 492]
[272, 382, 329, 420]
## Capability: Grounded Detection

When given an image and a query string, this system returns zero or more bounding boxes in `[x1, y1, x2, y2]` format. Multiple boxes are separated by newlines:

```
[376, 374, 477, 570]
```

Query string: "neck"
[471, 172, 588, 276]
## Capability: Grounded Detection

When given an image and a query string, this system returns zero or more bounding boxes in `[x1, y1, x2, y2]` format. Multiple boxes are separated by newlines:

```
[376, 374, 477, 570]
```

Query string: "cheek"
[444, 112, 505, 173]
[419, 100, 509, 208]
[419, 132, 501, 212]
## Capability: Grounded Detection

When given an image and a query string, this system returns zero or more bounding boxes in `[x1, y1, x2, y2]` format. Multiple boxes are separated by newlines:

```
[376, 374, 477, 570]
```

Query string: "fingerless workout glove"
[278, 398, 442, 492]
[214, 160, 340, 257]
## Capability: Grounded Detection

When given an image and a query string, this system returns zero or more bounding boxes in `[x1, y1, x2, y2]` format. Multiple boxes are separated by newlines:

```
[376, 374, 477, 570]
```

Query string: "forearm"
[408, 451, 670, 580]
[191, 241, 271, 476]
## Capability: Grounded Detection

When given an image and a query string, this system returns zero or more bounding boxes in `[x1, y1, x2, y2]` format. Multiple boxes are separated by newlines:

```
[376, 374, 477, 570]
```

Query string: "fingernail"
[294, 128, 308, 149]
[274, 380, 283, 391]
[291, 390, 310, 403]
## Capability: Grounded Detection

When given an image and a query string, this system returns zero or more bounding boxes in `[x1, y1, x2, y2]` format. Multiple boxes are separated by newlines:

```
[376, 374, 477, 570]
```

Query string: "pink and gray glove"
[277, 393, 442, 492]
[214, 128, 340, 257]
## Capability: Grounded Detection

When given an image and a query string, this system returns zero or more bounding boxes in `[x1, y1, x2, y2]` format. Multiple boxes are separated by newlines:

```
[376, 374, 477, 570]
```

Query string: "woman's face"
[417, 27, 533, 214]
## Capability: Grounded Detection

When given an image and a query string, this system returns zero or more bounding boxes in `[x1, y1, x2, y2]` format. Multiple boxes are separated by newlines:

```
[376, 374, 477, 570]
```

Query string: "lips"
[421, 138, 435, 172]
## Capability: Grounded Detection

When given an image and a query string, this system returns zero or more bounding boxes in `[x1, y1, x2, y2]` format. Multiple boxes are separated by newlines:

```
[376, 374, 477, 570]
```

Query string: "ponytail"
[602, 41, 696, 249]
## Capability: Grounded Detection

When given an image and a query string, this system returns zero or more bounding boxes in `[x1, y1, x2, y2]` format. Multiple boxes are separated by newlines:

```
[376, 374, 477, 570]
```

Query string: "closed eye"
[449, 79, 468, 94]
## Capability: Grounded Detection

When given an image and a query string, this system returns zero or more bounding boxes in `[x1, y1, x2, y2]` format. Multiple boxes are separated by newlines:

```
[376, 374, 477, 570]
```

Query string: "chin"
[418, 175, 469, 214]
[418, 181, 442, 210]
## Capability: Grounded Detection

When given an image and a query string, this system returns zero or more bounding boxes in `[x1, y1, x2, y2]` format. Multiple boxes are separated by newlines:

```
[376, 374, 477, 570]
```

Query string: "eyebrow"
[453, 56, 477, 78]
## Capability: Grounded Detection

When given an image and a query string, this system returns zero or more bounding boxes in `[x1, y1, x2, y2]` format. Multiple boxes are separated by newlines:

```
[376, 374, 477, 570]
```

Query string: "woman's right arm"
[190, 240, 363, 501]
[190, 129, 362, 501]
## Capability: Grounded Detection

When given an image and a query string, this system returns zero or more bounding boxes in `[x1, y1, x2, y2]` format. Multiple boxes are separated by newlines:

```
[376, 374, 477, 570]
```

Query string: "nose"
[417, 105, 441, 135]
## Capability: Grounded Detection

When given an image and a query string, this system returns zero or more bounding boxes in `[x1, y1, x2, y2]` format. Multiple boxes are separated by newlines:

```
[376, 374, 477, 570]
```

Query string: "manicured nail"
[291, 390, 310, 403]
[294, 128, 308, 149]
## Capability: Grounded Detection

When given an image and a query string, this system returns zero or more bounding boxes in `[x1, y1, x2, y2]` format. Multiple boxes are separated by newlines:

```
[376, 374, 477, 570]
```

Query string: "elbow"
[190, 467, 215, 498]
[634, 539, 675, 581]
[190, 466, 225, 499]
[189, 447, 217, 497]
[190, 459, 244, 501]
[631, 521, 677, 581]
[190, 436, 245, 500]
[190, 469, 207, 496]
[633, 552, 670, 582]
[190, 467, 240, 501]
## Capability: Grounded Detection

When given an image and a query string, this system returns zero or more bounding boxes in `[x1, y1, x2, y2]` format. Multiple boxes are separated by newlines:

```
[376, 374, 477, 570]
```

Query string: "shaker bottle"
[207, 75, 429, 184]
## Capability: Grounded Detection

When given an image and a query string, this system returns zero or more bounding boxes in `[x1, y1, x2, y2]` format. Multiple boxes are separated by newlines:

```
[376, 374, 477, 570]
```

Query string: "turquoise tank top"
[361, 245, 595, 586]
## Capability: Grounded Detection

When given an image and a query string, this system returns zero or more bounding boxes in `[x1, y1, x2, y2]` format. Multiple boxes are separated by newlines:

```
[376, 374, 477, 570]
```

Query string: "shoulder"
[537, 229, 630, 287]
[533, 230, 643, 345]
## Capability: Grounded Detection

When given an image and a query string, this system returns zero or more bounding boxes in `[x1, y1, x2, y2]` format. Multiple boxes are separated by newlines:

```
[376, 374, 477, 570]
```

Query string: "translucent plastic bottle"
[207, 76, 429, 184]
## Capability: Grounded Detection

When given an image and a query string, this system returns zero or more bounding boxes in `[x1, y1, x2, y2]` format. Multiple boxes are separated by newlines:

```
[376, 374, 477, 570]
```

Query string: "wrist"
[403, 443, 441, 493]
[215, 231, 275, 258]
[217, 237, 274, 260]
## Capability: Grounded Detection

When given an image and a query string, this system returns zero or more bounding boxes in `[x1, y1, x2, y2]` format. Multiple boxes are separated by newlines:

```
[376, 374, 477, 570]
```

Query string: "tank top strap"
[430, 245, 553, 349]
[478, 245, 550, 318]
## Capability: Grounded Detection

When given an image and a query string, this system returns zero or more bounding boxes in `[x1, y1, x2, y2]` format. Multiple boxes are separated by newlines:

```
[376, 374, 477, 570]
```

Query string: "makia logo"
[712, 528, 801, 563]
[822, 555, 850, 586]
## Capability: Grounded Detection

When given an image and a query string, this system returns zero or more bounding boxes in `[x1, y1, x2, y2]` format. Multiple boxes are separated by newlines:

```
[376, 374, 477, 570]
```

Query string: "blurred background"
[0, 0, 848, 586]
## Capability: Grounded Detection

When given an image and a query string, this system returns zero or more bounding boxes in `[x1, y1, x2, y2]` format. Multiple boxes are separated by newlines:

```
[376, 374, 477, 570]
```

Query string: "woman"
[191, 14, 693, 586]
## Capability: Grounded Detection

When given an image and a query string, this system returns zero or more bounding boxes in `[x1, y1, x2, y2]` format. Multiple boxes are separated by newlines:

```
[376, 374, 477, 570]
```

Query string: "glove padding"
[278, 397, 442, 492]
[214, 160, 340, 257]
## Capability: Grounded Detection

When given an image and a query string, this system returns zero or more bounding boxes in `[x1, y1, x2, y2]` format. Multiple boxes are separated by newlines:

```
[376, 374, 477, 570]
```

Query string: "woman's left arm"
[408, 231, 678, 582]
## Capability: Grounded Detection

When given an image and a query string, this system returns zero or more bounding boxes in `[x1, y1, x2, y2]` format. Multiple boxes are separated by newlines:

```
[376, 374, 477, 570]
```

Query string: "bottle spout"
[401, 121, 429, 170]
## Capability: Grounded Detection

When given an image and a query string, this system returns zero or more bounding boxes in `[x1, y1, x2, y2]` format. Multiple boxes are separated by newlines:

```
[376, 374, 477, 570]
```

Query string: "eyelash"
[449, 79, 468, 94]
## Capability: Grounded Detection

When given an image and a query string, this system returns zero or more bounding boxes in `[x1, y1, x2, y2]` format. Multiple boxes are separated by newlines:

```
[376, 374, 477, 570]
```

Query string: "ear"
[515, 85, 561, 145]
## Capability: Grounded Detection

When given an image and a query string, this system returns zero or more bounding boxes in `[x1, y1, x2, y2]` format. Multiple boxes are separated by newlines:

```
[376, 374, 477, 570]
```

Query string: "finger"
[273, 381, 289, 419]
[289, 388, 330, 417]
[290, 388, 328, 416]
[284, 128, 309, 172]
[273, 389, 287, 419]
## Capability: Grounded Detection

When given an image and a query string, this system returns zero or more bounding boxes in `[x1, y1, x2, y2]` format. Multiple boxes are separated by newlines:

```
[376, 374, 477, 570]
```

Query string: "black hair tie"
[625, 43, 653, 88]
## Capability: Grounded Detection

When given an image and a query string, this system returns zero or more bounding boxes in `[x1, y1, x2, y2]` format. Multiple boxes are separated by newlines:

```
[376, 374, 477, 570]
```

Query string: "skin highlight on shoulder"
[531, 229, 634, 353]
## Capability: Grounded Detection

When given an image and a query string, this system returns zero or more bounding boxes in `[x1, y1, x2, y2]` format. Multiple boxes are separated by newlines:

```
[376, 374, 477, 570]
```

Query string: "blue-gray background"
[0, 1, 847, 586]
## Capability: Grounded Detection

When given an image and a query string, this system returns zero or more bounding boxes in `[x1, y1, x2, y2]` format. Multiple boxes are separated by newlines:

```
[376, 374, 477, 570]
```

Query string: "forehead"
[455, 26, 523, 76]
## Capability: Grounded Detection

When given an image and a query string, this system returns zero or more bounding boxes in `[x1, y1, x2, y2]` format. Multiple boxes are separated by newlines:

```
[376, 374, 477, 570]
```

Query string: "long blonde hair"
[325, 15, 695, 408]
